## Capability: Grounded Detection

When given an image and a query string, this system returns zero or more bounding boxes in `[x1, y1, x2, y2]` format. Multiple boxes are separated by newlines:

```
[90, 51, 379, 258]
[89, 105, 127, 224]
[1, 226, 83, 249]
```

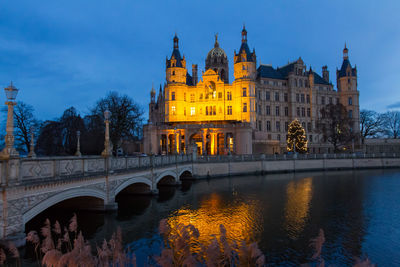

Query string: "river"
[24, 169, 400, 266]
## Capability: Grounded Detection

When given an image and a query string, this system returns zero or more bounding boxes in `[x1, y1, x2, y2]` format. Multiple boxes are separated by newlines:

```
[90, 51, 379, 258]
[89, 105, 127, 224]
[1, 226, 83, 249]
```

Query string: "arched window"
[348, 97, 353, 105]
[220, 69, 225, 81]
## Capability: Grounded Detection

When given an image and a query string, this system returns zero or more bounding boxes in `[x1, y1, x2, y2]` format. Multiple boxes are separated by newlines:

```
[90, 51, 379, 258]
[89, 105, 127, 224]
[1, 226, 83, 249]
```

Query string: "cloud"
[387, 102, 400, 109]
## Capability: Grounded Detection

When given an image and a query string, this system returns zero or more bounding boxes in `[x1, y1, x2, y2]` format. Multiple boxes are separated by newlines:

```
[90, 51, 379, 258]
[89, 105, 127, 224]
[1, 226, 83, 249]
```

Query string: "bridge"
[1, 152, 400, 245]
[0, 154, 194, 245]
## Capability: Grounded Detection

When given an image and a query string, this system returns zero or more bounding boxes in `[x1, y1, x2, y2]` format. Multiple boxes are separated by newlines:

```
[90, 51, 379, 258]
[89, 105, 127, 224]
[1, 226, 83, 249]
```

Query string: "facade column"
[174, 130, 179, 154]
[210, 130, 215, 155]
[202, 129, 207, 155]
[184, 130, 189, 154]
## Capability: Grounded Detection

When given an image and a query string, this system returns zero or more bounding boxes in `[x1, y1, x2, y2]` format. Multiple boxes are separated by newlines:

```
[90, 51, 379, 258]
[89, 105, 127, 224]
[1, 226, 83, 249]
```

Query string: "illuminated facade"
[143, 27, 360, 155]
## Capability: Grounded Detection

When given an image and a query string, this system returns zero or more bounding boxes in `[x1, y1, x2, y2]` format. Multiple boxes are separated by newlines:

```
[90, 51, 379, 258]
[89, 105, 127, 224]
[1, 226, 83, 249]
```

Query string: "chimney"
[192, 64, 198, 86]
[322, 65, 329, 83]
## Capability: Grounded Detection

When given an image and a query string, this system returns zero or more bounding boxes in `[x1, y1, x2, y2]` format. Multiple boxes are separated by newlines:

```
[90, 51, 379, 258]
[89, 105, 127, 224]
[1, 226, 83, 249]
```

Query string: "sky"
[0, 0, 399, 120]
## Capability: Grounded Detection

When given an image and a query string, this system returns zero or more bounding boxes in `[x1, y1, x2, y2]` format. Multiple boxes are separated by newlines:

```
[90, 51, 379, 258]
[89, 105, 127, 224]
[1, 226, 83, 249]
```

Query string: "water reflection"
[284, 177, 313, 239]
[166, 192, 263, 247]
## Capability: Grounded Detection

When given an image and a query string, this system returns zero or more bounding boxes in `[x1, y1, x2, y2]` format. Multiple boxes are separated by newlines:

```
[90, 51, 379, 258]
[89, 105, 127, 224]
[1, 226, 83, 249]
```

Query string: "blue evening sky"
[0, 0, 399, 120]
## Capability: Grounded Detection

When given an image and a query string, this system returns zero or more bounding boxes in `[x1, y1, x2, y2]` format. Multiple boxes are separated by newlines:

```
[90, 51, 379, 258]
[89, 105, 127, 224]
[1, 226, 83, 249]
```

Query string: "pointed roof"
[167, 34, 184, 68]
[236, 26, 255, 62]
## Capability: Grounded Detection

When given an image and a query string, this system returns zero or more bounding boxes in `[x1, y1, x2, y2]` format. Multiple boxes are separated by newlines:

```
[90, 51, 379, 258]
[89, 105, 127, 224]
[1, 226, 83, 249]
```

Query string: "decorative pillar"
[28, 126, 36, 158]
[75, 130, 81, 156]
[0, 82, 19, 159]
[101, 110, 112, 157]
[175, 129, 180, 154]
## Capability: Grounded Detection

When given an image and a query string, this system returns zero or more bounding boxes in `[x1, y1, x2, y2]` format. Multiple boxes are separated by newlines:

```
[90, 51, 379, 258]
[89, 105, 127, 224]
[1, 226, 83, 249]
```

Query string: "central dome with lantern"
[205, 34, 229, 83]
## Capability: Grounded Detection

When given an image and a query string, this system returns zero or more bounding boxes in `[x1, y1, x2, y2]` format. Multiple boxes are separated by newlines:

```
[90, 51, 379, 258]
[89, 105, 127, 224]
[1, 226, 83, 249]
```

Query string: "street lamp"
[75, 130, 81, 156]
[0, 82, 19, 159]
[101, 109, 112, 157]
[28, 126, 36, 158]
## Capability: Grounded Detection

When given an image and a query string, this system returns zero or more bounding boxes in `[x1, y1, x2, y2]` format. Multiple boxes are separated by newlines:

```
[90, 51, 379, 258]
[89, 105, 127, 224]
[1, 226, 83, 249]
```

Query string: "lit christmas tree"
[287, 119, 308, 153]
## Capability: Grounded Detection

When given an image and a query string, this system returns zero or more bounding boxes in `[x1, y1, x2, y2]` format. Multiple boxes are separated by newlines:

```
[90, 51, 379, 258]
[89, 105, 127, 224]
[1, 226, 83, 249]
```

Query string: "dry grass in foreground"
[0, 215, 375, 267]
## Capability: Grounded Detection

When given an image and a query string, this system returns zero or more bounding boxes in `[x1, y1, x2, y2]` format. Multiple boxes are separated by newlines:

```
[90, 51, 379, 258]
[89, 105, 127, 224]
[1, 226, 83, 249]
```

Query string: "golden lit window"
[171, 106, 176, 115]
[227, 106, 232, 115]
[190, 107, 195, 116]
[213, 91, 216, 99]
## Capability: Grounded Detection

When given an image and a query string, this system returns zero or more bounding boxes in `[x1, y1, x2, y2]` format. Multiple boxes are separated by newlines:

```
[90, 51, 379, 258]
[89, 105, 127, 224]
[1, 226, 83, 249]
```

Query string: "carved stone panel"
[21, 161, 54, 180]
[59, 160, 83, 176]
[111, 158, 126, 170]
[127, 158, 139, 168]
[85, 158, 105, 173]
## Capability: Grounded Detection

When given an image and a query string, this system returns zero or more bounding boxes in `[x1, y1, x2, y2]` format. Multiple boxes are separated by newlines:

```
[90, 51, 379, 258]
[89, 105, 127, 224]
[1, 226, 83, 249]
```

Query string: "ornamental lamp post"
[101, 109, 112, 157]
[75, 130, 81, 156]
[0, 82, 19, 159]
[28, 126, 36, 158]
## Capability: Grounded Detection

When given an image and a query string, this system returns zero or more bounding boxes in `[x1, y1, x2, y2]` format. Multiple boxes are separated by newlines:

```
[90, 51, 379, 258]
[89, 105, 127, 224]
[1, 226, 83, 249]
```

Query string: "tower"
[233, 26, 257, 80]
[233, 26, 257, 127]
[166, 34, 187, 84]
[336, 44, 359, 132]
[205, 34, 229, 83]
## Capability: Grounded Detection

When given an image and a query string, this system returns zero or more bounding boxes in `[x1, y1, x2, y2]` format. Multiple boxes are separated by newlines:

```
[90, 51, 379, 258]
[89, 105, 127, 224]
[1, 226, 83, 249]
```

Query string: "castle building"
[143, 27, 360, 155]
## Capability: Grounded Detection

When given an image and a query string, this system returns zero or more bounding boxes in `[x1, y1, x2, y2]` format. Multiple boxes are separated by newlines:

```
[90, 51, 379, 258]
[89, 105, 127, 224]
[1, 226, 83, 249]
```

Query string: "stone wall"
[192, 156, 400, 178]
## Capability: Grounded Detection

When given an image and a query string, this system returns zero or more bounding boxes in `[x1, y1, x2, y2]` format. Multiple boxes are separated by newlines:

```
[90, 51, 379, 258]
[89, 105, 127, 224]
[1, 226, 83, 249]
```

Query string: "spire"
[173, 33, 179, 49]
[214, 33, 219, 48]
[343, 43, 349, 60]
[241, 24, 247, 43]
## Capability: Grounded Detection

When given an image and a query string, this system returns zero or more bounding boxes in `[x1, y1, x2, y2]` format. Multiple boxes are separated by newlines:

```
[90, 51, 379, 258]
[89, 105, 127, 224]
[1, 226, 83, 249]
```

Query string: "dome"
[206, 35, 227, 60]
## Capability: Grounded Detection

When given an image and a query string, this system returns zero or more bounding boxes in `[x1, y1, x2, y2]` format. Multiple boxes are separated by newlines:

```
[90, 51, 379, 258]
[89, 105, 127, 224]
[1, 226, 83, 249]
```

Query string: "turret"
[322, 65, 329, 83]
[149, 85, 156, 123]
[192, 64, 198, 86]
[336, 44, 360, 133]
[234, 26, 256, 80]
[150, 85, 156, 103]
[166, 34, 187, 84]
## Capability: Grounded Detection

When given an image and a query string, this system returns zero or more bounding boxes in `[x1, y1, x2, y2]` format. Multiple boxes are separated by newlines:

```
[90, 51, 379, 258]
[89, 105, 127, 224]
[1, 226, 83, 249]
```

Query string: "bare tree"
[360, 110, 383, 144]
[381, 111, 400, 139]
[13, 101, 41, 153]
[318, 103, 354, 152]
[91, 91, 144, 153]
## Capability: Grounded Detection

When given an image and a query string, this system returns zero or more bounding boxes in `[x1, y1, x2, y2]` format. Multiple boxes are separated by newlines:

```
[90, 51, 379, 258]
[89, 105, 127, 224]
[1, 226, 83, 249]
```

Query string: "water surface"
[25, 169, 400, 266]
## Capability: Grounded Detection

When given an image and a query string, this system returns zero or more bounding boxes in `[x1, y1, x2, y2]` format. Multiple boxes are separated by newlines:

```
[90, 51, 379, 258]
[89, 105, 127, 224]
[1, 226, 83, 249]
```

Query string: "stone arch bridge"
[1, 152, 399, 245]
[0, 154, 194, 245]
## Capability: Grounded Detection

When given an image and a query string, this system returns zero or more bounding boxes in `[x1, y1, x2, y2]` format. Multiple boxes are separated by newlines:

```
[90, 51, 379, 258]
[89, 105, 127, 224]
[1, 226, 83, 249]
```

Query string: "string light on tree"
[287, 119, 308, 153]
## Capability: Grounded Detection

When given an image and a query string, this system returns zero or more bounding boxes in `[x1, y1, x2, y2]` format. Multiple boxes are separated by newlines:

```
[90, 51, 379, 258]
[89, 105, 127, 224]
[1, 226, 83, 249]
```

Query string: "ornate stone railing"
[0, 153, 398, 185]
[0, 154, 194, 185]
[196, 152, 400, 163]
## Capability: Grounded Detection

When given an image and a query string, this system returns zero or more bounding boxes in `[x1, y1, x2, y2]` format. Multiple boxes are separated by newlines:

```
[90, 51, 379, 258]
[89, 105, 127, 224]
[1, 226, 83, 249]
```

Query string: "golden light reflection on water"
[284, 177, 313, 239]
[166, 193, 263, 247]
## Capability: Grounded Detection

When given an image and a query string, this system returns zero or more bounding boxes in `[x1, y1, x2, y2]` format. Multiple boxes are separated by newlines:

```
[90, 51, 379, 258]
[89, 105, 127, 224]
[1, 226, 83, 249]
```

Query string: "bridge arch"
[155, 170, 178, 186]
[178, 167, 193, 180]
[114, 177, 153, 196]
[23, 188, 106, 224]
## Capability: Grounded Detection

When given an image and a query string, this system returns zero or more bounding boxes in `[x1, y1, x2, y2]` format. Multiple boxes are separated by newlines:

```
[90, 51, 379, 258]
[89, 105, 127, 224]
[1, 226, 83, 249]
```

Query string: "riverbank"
[191, 154, 400, 178]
